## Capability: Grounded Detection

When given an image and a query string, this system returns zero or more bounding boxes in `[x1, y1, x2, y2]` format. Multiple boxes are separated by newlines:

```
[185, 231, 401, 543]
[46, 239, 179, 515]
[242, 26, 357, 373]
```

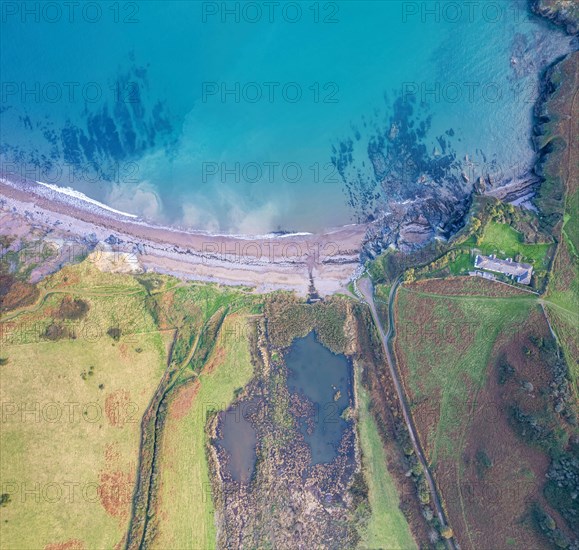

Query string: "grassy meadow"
[151, 314, 256, 550]
[417, 221, 552, 286]
[355, 369, 417, 550]
[477, 222, 551, 266]
[0, 263, 168, 549]
[544, 193, 579, 395]
[394, 279, 535, 464]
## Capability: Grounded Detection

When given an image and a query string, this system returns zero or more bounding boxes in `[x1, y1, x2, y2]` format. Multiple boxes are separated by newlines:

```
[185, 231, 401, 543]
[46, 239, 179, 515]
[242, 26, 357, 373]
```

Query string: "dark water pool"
[285, 332, 352, 465]
[216, 399, 260, 483]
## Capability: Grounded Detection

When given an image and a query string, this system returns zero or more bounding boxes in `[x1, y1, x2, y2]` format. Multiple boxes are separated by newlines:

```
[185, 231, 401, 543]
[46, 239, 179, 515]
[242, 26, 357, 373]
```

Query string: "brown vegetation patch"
[395, 290, 476, 359]
[53, 268, 81, 287]
[105, 442, 122, 464]
[98, 470, 134, 520]
[410, 390, 442, 457]
[0, 275, 39, 312]
[105, 389, 132, 428]
[204, 346, 225, 375]
[407, 276, 530, 297]
[118, 343, 129, 359]
[169, 380, 200, 421]
[155, 291, 176, 330]
[432, 310, 571, 549]
[44, 540, 86, 550]
[98, 443, 135, 521]
[439, 388, 550, 550]
[55, 296, 90, 320]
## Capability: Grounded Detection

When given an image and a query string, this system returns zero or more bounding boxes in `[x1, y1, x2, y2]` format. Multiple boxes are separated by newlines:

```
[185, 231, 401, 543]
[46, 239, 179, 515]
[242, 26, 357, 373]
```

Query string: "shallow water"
[0, 0, 572, 232]
[285, 332, 352, 465]
[215, 399, 259, 483]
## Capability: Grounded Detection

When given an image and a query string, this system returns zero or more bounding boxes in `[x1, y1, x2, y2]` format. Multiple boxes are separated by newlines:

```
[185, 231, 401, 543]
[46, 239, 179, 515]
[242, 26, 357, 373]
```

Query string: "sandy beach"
[0, 178, 367, 296]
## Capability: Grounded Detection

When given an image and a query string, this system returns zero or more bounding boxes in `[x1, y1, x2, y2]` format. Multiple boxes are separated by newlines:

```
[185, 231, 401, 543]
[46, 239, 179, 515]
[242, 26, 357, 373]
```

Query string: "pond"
[215, 399, 260, 483]
[285, 332, 352, 465]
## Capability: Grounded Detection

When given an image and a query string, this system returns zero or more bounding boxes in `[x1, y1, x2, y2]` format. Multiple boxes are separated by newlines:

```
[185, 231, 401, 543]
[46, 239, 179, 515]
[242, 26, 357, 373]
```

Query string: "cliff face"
[530, 0, 579, 232]
[532, 53, 579, 229]
[531, 0, 579, 36]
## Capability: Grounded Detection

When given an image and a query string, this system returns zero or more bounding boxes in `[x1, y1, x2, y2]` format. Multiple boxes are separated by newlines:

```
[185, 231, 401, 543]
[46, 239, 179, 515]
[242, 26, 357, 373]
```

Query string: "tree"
[440, 527, 454, 539]
[403, 268, 416, 284]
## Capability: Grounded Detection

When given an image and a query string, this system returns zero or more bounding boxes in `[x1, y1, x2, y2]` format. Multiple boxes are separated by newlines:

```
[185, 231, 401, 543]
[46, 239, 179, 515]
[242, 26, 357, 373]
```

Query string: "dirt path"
[357, 276, 456, 550]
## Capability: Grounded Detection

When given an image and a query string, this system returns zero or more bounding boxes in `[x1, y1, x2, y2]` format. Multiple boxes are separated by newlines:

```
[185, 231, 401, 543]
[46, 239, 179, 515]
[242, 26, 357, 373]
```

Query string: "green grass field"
[355, 370, 417, 550]
[374, 284, 391, 305]
[421, 222, 551, 282]
[0, 259, 263, 549]
[544, 195, 579, 394]
[151, 314, 256, 550]
[395, 282, 535, 464]
[0, 263, 167, 549]
[477, 222, 551, 266]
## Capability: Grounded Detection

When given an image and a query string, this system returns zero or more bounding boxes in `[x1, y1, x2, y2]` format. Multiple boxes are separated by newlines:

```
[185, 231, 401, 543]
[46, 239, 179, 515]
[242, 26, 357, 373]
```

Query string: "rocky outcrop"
[485, 171, 542, 202]
[361, 3, 577, 260]
[363, 192, 471, 258]
[397, 215, 435, 248]
[529, 0, 579, 231]
[530, 0, 579, 37]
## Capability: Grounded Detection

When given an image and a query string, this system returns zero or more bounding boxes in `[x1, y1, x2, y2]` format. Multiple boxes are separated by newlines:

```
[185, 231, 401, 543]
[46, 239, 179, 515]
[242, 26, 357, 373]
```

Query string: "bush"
[417, 477, 430, 504]
[403, 268, 416, 284]
[475, 449, 493, 476]
[107, 327, 122, 341]
[43, 323, 75, 341]
[440, 527, 454, 539]
[349, 471, 369, 508]
[56, 296, 90, 320]
[497, 360, 515, 385]
[545, 451, 579, 533]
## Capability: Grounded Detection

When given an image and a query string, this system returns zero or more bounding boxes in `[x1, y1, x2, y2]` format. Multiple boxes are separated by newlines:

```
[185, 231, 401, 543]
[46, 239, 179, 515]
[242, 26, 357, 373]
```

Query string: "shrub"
[440, 527, 454, 539]
[417, 477, 430, 504]
[107, 327, 122, 341]
[475, 449, 493, 477]
[403, 268, 416, 284]
[349, 472, 369, 508]
[545, 451, 579, 533]
[56, 296, 90, 320]
[44, 323, 75, 341]
[498, 360, 515, 385]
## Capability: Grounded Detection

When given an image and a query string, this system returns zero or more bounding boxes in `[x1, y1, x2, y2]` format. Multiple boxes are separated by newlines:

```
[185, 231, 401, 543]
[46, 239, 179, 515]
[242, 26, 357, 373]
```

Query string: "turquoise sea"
[0, 0, 572, 233]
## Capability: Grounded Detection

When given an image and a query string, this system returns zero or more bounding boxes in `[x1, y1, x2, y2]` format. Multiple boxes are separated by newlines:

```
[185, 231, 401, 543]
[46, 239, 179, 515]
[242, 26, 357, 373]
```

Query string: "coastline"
[530, 0, 579, 231]
[0, 176, 367, 296]
[1, 0, 576, 296]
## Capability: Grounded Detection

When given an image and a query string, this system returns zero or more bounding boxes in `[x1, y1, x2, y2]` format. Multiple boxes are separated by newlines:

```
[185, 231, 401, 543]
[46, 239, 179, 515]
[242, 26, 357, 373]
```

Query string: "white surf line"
[35, 180, 139, 219]
[1, 178, 352, 241]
